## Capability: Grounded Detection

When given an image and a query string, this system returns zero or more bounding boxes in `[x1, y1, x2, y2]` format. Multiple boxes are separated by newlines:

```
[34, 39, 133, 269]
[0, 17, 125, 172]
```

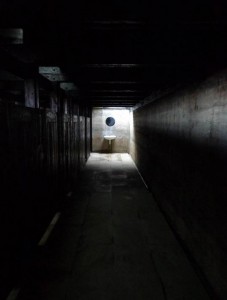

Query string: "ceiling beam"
[85, 95, 142, 99]
[39, 66, 69, 82]
[0, 70, 23, 81]
[0, 49, 53, 91]
[60, 82, 78, 91]
[83, 64, 147, 69]
[82, 20, 227, 31]
[84, 20, 145, 25]
[0, 28, 23, 45]
[0, 47, 35, 79]
[89, 89, 144, 93]
[90, 81, 144, 84]
[89, 99, 138, 102]
[92, 104, 135, 107]
[0, 81, 24, 90]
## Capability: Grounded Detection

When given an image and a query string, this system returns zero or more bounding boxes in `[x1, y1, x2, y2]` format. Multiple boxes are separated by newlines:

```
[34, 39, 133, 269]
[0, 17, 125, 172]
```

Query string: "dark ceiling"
[1, 0, 227, 107]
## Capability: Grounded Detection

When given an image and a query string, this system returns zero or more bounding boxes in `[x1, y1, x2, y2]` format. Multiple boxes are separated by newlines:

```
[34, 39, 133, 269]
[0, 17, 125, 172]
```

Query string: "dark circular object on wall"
[106, 117, 115, 127]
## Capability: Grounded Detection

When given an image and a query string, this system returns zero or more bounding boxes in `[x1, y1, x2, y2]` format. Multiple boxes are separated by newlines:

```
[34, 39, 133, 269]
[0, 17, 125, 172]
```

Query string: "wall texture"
[0, 97, 90, 298]
[130, 70, 227, 299]
[92, 108, 130, 153]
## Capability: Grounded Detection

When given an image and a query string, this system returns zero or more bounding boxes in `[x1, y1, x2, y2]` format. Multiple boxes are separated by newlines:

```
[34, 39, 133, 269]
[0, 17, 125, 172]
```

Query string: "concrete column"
[24, 79, 39, 108]
[50, 88, 58, 112]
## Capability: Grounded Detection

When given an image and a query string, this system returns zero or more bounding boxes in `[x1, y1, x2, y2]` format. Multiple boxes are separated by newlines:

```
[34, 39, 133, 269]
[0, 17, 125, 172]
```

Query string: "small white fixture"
[104, 135, 116, 145]
[104, 135, 116, 141]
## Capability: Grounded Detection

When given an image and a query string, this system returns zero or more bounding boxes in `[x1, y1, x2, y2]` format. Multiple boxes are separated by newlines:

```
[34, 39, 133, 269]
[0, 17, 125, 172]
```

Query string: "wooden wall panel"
[0, 98, 89, 298]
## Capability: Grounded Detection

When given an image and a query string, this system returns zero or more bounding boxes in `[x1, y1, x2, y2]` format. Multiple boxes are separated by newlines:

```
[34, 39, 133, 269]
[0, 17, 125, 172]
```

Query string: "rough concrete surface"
[130, 70, 227, 299]
[17, 153, 209, 300]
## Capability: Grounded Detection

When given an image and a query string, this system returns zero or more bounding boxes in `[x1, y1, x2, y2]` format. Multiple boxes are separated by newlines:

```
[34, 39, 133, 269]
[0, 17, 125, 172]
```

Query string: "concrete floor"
[16, 153, 210, 300]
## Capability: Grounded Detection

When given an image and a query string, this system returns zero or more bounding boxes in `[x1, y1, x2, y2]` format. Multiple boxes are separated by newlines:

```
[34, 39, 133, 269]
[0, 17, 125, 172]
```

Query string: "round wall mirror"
[106, 117, 115, 127]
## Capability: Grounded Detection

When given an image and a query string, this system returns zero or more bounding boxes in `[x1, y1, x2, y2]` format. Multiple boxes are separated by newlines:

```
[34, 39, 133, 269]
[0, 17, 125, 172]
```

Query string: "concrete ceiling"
[1, 0, 227, 107]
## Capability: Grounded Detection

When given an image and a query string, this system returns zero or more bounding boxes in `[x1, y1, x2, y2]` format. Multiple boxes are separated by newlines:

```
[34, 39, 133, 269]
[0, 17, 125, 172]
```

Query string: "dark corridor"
[1, 1, 227, 299]
[17, 153, 209, 300]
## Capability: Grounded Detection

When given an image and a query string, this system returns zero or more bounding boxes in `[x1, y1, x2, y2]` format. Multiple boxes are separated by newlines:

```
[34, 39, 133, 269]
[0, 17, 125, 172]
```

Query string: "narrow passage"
[17, 153, 209, 300]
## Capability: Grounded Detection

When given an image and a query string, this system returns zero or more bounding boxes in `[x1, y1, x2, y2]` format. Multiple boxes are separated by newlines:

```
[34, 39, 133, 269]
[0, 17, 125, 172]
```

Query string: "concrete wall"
[130, 70, 227, 299]
[92, 108, 130, 153]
